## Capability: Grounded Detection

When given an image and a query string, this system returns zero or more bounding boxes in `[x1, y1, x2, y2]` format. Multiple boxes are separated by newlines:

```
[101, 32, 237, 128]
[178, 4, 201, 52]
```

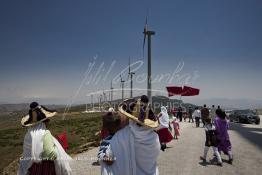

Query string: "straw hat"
[118, 95, 159, 129]
[21, 102, 57, 127]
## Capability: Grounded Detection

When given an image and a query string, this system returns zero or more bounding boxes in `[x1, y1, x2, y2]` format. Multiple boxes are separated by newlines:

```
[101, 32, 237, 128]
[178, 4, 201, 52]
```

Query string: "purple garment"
[214, 116, 232, 154]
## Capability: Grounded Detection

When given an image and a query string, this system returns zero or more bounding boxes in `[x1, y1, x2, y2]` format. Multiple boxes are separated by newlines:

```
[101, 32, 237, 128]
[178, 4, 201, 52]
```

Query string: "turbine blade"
[145, 16, 148, 31]
[143, 16, 148, 59]
[129, 57, 131, 74]
[143, 30, 146, 58]
[127, 60, 130, 80]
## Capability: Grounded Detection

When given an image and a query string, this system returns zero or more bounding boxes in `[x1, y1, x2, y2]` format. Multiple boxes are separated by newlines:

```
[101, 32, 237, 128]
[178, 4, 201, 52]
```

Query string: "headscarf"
[159, 106, 169, 128]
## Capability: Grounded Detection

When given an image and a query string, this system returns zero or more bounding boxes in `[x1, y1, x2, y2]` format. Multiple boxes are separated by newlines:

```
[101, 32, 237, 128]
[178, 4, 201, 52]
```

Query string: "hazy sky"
[0, 0, 262, 104]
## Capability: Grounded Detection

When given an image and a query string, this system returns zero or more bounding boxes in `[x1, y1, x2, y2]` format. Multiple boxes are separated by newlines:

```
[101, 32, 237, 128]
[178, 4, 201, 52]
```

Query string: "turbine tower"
[110, 80, 114, 102]
[120, 75, 125, 100]
[143, 17, 155, 103]
[91, 94, 94, 110]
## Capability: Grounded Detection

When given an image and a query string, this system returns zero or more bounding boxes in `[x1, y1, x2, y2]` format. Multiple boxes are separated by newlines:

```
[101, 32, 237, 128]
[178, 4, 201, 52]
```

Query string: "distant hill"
[0, 103, 29, 112]
[186, 98, 262, 109]
[0, 96, 197, 114]
[67, 95, 195, 113]
[0, 103, 65, 113]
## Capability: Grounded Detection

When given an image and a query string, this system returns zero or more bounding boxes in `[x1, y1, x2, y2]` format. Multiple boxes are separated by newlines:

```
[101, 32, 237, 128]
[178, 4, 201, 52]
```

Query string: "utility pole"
[128, 57, 135, 98]
[120, 75, 125, 100]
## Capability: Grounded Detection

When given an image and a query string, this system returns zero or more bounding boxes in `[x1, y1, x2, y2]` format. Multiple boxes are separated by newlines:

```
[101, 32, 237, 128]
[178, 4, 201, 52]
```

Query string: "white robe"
[18, 123, 72, 175]
[100, 121, 160, 175]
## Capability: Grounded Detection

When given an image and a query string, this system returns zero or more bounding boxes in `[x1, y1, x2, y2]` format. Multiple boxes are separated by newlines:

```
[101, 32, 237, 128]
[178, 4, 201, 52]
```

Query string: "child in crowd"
[171, 117, 180, 139]
[97, 112, 121, 166]
[99, 108, 115, 139]
[200, 118, 223, 166]
[98, 107, 128, 139]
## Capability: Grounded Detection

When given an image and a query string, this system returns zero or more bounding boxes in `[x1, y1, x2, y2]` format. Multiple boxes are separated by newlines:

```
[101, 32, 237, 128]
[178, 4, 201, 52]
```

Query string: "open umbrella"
[166, 86, 200, 97]
[166, 86, 183, 97]
[181, 86, 200, 96]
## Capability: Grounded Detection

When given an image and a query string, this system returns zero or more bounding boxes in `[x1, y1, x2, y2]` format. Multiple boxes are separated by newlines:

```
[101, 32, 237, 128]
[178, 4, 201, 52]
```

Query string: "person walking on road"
[171, 117, 180, 139]
[18, 102, 72, 175]
[210, 105, 216, 123]
[188, 107, 194, 123]
[97, 112, 121, 167]
[200, 118, 223, 166]
[193, 107, 201, 127]
[214, 109, 233, 164]
[157, 106, 173, 151]
[99, 95, 160, 175]
[201, 104, 210, 127]
[177, 106, 183, 122]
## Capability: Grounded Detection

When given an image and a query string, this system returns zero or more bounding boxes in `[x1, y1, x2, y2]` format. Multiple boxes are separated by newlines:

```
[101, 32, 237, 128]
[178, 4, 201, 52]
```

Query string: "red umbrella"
[166, 86, 183, 97]
[166, 86, 200, 97]
[181, 86, 200, 96]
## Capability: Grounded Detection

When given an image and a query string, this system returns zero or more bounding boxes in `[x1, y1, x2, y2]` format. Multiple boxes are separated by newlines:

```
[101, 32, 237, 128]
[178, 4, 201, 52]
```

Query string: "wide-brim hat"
[21, 102, 57, 127]
[118, 97, 159, 129]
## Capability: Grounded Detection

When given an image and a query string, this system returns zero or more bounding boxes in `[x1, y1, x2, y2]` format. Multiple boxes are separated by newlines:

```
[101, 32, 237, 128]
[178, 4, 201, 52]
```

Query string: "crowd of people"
[17, 98, 233, 175]
[193, 104, 233, 166]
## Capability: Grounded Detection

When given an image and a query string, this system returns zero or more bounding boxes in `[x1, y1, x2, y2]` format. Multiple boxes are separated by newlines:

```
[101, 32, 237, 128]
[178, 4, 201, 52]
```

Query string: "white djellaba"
[100, 120, 160, 175]
[18, 123, 72, 175]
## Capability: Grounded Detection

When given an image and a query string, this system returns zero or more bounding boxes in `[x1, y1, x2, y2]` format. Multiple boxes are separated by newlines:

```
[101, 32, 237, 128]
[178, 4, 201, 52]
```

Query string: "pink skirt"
[28, 160, 56, 175]
[157, 128, 173, 143]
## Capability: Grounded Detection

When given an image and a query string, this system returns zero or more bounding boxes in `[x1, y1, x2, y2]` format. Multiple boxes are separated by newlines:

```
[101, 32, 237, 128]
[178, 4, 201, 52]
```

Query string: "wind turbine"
[120, 75, 125, 100]
[103, 90, 107, 102]
[85, 103, 88, 113]
[99, 94, 103, 111]
[143, 16, 155, 103]
[128, 57, 135, 98]
[110, 80, 114, 102]
[91, 94, 94, 111]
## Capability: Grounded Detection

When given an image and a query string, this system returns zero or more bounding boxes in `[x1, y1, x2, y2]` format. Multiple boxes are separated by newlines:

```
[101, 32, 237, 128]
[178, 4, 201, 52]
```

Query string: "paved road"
[71, 119, 262, 175]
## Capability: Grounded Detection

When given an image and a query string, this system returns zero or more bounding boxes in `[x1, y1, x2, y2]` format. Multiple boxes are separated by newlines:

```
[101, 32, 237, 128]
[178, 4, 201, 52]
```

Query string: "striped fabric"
[28, 160, 56, 175]
[97, 134, 113, 161]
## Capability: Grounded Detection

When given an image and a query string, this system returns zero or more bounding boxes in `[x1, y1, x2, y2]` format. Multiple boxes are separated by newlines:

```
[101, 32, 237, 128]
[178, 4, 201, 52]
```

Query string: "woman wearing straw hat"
[18, 102, 72, 175]
[99, 95, 160, 175]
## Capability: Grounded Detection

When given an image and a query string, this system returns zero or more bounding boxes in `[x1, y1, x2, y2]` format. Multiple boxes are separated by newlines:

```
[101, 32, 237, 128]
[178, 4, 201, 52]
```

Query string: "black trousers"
[202, 118, 206, 127]
[189, 115, 194, 122]
[179, 115, 182, 122]
[195, 117, 200, 127]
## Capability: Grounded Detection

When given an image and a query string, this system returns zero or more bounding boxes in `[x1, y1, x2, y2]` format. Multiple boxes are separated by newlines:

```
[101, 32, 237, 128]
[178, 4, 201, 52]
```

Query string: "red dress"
[157, 128, 173, 143]
[28, 160, 56, 175]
